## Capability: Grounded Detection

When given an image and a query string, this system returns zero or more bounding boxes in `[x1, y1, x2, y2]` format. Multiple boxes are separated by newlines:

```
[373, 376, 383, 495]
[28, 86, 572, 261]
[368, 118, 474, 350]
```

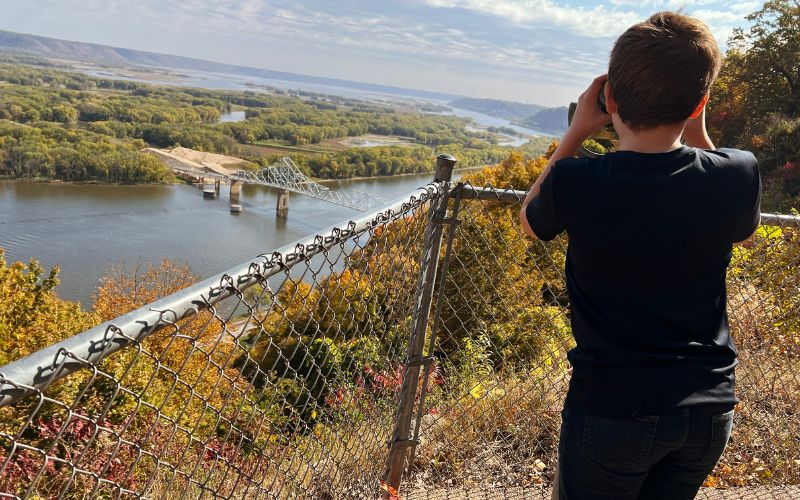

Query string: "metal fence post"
[407, 182, 463, 475]
[382, 154, 457, 498]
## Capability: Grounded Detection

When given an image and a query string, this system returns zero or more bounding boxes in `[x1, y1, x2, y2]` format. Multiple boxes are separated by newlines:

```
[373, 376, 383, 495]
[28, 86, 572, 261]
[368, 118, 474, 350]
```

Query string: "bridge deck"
[145, 147, 386, 211]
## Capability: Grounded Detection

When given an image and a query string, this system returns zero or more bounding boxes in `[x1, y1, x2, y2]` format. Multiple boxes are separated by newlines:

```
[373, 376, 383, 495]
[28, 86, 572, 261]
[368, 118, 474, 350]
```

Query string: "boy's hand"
[521, 74, 614, 238]
[568, 74, 612, 141]
[683, 104, 715, 150]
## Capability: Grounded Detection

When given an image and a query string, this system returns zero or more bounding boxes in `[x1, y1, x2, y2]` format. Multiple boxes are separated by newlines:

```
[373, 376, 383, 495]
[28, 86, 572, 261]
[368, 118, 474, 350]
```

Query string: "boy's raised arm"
[520, 75, 611, 239]
[683, 105, 715, 150]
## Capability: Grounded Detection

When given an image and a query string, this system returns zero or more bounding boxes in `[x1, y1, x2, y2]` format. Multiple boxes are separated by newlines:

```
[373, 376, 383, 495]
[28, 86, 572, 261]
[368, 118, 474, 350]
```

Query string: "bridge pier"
[202, 177, 217, 198]
[215, 179, 221, 197]
[276, 189, 289, 218]
[230, 180, 242, 213]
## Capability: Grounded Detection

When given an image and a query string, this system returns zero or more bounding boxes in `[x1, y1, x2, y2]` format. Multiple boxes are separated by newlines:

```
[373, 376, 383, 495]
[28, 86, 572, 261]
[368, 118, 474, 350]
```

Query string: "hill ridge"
[0, 28, 458, 101]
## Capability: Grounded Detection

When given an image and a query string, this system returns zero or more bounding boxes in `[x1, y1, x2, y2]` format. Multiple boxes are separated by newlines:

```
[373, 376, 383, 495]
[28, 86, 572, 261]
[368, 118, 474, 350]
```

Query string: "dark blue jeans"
[555, 404, 734, 500]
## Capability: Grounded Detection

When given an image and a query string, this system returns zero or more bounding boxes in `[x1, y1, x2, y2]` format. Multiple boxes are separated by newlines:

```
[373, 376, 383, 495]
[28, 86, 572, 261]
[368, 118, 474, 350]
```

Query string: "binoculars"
[567, 82, 619, 158]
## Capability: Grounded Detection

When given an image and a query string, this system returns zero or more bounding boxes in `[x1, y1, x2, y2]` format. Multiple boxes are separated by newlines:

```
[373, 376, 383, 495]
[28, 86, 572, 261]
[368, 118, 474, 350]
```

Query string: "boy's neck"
[614, 117, 685, 154]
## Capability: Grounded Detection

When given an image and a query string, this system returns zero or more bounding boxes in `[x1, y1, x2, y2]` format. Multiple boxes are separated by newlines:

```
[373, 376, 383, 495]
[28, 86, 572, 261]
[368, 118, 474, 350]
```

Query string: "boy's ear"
[604, 81, 618, 114]
[689, 93, 709, 119]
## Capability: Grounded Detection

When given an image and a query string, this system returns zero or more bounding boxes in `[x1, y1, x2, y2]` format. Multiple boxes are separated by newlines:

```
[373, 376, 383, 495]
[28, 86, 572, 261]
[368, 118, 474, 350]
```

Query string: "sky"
[0, 0, 758, 106]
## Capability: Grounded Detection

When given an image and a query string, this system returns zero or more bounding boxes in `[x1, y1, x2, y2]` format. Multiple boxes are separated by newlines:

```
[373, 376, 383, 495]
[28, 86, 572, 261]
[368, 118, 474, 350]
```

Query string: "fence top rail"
[451, 183, 800, 227]
[0, 182, 445, 408]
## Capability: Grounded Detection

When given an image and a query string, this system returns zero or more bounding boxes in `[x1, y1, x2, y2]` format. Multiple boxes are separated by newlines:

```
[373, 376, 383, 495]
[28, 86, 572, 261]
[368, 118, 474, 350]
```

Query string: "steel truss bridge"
[169, 156, 386, 212]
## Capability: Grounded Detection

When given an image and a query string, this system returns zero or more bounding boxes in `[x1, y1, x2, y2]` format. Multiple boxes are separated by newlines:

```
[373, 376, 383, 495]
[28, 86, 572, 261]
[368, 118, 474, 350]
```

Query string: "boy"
[519, 12, 761, 500]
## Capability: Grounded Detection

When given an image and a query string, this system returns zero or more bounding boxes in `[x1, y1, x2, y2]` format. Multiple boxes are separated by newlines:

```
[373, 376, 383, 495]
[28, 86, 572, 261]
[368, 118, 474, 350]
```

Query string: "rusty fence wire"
[1, 163, 799, 500]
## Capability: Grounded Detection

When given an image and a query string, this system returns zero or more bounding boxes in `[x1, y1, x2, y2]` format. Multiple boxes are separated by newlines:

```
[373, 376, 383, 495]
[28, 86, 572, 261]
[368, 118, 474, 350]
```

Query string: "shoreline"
[315, 165, 486, 184]
[0, 177, 184, 187]
[1, 165, 489, 187]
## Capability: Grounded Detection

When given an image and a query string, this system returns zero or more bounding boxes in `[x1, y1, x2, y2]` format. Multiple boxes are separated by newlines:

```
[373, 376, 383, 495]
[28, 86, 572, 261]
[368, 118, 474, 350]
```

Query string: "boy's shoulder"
[553, 146, 758, 177]
[550, 155, 593, 179]
[548, 147, 759, 205]
[698, 147, 758, 173]
[689, 147, 760, 189]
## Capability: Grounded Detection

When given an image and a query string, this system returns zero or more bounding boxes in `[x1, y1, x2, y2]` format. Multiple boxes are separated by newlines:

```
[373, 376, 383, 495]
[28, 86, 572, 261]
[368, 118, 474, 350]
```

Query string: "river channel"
[0, 172, 461, 306]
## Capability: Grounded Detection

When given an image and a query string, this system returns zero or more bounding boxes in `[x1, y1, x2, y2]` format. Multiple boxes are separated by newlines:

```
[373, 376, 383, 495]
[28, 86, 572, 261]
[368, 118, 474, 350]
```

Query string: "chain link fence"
[0, 174, 445, 499]
[402, 182, 800, 500]
[1, 156, 799, 499]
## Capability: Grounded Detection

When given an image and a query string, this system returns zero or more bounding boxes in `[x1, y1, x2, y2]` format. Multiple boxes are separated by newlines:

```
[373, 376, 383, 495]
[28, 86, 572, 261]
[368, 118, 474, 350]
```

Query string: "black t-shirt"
[526, 146, 761, 417]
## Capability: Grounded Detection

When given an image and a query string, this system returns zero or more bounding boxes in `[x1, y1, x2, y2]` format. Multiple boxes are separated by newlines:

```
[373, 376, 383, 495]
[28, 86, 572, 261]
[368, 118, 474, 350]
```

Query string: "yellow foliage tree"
[91, 261, 244, 430]
[0, 249, 98, 366]
[436, 152, 571, 371]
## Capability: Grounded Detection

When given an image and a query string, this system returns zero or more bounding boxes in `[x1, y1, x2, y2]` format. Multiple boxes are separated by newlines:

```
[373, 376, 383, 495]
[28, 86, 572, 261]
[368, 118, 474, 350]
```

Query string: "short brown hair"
[608, 11, 721, 130]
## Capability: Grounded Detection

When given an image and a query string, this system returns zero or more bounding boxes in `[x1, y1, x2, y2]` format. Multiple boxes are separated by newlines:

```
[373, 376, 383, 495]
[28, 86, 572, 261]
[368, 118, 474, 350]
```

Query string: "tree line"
[0, 121, 173, 183]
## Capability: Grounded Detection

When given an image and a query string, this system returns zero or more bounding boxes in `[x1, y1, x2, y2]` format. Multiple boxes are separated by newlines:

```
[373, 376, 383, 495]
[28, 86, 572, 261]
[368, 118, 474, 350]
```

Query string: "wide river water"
[1, 172, 461, 307]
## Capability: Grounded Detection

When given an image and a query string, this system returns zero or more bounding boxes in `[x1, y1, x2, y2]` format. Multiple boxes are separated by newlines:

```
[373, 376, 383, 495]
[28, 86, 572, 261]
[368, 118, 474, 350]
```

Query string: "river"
[218, 110, 246, 122]
[0, 172, 460, 306]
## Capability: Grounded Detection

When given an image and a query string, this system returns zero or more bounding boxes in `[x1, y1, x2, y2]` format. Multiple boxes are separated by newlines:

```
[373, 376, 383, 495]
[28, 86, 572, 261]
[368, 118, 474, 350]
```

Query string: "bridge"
[144, 147, 385, 214]
[1, 155, 799, 499]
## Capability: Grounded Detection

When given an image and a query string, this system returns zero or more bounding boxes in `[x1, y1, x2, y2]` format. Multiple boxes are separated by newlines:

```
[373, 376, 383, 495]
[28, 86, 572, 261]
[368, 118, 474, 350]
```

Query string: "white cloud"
[729, 2, 760, 15]
[693, 9, 744, 24]
[425, 0, 639, 37]
[608, 0, 716, 7]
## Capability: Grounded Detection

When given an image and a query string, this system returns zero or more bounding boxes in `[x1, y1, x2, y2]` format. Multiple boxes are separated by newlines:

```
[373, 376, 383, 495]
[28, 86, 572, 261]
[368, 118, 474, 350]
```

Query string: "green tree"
[731, 0, 800, 120]
[709, 1, 800, 210]
[49, 104, 78, 123]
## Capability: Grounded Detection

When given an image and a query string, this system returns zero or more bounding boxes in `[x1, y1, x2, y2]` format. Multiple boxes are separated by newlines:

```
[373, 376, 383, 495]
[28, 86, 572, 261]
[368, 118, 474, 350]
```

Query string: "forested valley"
[0, 63, 550, 183]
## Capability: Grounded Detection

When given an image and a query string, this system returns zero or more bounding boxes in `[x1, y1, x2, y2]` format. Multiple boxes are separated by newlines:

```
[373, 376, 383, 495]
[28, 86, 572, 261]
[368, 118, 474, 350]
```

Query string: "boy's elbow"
[733, 230, 757, 247]
[519, 205, 538, 239]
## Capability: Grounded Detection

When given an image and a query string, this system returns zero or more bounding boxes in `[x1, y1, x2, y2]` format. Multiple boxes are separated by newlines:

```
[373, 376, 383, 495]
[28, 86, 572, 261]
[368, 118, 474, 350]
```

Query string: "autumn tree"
[90, 260, 247, 433]
[0, 249, 98, 366]
[709, 0, 800, 210]
[440, 152, 571, 370]
[730, 0, 800, 121]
